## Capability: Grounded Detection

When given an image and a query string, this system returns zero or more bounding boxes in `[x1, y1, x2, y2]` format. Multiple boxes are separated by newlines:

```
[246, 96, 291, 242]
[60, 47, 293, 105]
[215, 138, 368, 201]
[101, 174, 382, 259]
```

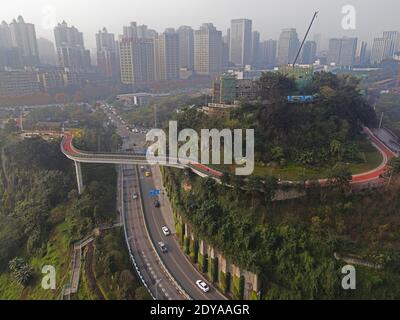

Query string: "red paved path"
[62, 127, 397, 186]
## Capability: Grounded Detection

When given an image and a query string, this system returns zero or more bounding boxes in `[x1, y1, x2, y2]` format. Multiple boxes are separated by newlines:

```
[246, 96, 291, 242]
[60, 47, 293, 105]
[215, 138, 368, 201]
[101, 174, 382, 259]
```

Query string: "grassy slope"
[212, 140, 383, 180]
[0, 219, 72, 300]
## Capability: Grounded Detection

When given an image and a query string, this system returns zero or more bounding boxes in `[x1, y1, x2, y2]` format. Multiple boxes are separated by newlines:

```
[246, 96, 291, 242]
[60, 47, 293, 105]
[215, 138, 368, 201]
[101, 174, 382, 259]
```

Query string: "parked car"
[154, 200, 160, 208]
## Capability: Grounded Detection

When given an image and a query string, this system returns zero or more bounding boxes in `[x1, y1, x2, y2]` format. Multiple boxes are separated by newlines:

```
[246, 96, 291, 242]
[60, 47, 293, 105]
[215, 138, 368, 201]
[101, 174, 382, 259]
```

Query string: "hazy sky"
[1, 0, 400, 49]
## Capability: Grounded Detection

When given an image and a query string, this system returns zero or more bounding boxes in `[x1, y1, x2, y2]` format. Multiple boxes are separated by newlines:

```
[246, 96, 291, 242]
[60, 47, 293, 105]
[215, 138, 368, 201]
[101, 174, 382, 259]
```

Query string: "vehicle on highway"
[145, 171, 151, 177]
[154, 200, 160, 208]
[132, 192, 138, 200]
[162, 226, 170, 236]
[158, 242, 168, 253]
[196, 280, 210, 293]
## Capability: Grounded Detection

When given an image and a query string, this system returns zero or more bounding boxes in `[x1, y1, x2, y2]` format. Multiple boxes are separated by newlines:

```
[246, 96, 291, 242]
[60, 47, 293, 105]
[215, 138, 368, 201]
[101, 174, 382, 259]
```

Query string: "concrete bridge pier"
[74, 161, 84, 194]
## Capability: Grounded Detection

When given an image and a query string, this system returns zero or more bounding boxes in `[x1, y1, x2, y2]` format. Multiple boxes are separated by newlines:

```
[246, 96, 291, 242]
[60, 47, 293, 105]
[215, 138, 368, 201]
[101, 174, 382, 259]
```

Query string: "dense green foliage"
[25, 104, 99, 128]
[158, 72, 398, 299]
[94, 229, 151, 300]
[0, 137, 71, 267]
[171, 72, 378, 176]
[0, 105, 139, 299]
[375, 92, 400, 136]
[8, 258, 33, 286]
[163, 165, 400, 299]
[113, 94, 207, 128]
[233, 72, 377, 166]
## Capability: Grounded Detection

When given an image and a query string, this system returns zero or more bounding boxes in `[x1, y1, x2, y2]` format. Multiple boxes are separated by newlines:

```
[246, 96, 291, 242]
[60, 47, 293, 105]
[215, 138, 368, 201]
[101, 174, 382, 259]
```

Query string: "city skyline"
[1, 0, 400, 50]
[1, 7, 400, 93]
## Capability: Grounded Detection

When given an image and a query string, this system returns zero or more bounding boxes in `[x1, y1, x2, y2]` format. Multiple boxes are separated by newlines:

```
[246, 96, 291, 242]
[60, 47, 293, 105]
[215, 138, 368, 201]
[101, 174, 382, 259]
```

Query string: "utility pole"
[387, 168, 393, 188]
[20, 108, 24, 132]
[293, 11, 319, 67]
[379, 112, 384, 129]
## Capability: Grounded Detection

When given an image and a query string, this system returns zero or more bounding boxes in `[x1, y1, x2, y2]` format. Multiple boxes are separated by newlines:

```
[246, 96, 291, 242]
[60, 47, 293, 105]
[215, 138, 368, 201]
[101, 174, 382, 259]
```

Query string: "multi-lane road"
[113, 108, 226, 300]
[138, 165, 225, 300]
[120, 163, 183, 300]
[107, 109, 398, 301]
[61, 103, 399, 301]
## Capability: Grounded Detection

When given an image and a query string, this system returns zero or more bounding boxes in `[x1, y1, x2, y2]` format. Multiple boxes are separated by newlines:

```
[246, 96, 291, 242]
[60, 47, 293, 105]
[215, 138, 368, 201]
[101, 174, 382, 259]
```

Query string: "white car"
[196, 280, 210, 293]
[162, 226, 170, 236]
[132, 192, 138, 200]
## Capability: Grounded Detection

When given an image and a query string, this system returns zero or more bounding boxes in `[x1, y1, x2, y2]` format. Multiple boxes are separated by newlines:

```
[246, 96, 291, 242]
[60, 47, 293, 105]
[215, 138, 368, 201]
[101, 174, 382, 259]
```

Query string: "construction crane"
[292, 11, 319, 67]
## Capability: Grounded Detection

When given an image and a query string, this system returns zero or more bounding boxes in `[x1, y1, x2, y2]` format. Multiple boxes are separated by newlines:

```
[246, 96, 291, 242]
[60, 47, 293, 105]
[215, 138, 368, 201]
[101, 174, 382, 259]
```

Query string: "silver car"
[162, 226, 170, 236]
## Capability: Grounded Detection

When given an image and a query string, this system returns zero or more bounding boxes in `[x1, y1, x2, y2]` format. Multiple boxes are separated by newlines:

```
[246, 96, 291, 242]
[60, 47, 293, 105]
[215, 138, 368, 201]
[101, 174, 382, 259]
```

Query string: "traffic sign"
[149, 189, 161, 197]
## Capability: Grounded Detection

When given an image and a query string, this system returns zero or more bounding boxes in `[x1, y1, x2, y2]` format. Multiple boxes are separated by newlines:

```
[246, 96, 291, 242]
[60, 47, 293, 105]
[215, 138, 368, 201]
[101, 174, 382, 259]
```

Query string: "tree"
[175, 107, 209, 132]
[245, 176, 263, 207]
[262, 176, 279, 204]
[220, 173, 231, 185]
[258, 72, 296, 101]
[230, 175, 245, 196]
[389, 158, 400, 175]
[3, 119, 18, 134]
[271, 147, 285, 162]
[135, 287, 152, 300]
[387, 157, 400, 186]
[110, 133, 123, 151]
[8, 257, 33, 286]
[330, 140, 343, 161]
[328, 163, 352, 190]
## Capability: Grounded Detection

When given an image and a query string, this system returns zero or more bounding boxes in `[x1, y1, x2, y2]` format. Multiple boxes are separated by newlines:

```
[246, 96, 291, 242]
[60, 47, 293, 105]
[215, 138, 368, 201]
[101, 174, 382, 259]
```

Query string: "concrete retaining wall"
[174, 211, 261, 300]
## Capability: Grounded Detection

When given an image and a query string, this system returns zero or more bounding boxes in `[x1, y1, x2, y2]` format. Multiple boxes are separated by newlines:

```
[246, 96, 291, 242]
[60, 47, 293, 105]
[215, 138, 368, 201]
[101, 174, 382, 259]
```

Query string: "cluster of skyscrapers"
[0, 16, 291, 86]
[0, 15, 399, 97]
[0, 16, 40, 68]
[370, 31, 400, 65]
[116, 19, 317, 85]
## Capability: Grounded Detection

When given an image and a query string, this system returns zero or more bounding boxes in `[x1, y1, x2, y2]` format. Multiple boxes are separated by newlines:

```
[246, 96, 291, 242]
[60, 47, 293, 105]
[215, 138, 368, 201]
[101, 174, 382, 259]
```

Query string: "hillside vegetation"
[0, 105, 147, 300]
[173, 72, 379, 179]
[162, 72, 400, 299]
[164, 167, 400, 299]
